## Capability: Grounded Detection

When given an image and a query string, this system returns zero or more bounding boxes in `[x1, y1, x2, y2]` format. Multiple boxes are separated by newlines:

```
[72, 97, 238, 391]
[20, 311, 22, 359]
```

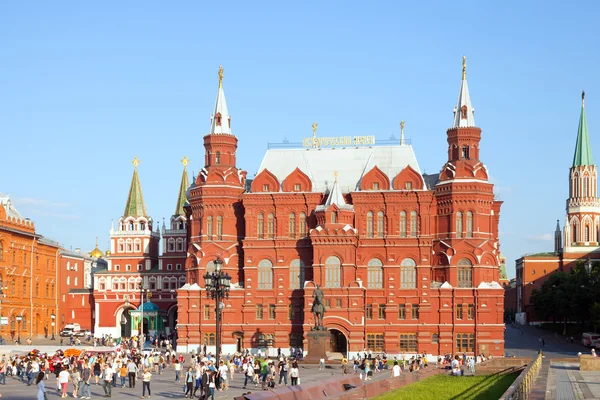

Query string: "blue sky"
[2, 1, 599, 278]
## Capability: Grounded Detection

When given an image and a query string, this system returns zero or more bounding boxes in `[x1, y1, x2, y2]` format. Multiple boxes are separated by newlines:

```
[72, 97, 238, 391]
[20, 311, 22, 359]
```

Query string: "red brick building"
[176, 60, 506, 357]
[511, 92, 600, 325]
[93, 159, 186, 338]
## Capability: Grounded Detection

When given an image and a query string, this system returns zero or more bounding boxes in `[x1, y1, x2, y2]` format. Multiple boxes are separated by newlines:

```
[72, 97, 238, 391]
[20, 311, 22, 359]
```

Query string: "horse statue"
[311, 285, 326, 330]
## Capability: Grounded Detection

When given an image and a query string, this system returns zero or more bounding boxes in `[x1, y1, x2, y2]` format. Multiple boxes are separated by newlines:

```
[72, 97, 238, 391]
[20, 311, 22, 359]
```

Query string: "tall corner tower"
[186, 66, 247, 285]
[107, 157, 160, 272]
[433, 57, 503, 287]
[564, 91, 600, 251]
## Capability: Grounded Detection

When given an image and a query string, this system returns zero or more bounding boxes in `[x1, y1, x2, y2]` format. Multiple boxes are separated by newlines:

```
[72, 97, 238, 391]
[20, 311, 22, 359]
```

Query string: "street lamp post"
[51, 314, 56, 340]
[139, 286, 150, 349]
[203, 256, 231, 362]
[16, 315, 22, 345]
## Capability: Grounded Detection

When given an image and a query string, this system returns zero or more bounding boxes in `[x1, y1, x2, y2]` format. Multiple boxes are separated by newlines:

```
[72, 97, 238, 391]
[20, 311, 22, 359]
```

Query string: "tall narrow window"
[257, 213, 264, 239]
[586, 224, 591, 242]
[367, 212, 374, 238]
[367, 258, 383, 289]
[267, 213, 275, 238]
[288, 304, 295, 320]
[325, 256, 341, 288]
[269, 304, 276, 319]
[377, 211, 384, 238]
[0, 242, 3, 262]
[573, 223, 578, 243]
[456, 304, 463, 320]
[398, 305, 406, 320]
[584, 175, 589, 197]
[258, 259, 273, 289]
[256, 305, 263, 320]
[299, 212, 307, 238]
[466, 211, 473, 238]
[215, 151, 221, 165]
[467, 304, 474, 320]
[411, 304, 419, 319]
[331, 211, 337, 224]
[400, 258, 417, 289]
[456, 212, 463, 238]
[289, 259, 305, 289]
[289, 212, 296, 238]
[207, 216, 213, 240]
[216, 216, 223, 240]
[366, 305, 373, 320]
[575, 174, 580, 197]
[458, 258, 473, 288]
[410, 211, 417, 237]
[399, 211, 406, 238]
[378, 304, 386, 319]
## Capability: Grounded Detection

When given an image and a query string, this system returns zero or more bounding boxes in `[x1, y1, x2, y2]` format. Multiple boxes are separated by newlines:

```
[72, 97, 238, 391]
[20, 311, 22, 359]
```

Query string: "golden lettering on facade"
[301, 135, 375, 148]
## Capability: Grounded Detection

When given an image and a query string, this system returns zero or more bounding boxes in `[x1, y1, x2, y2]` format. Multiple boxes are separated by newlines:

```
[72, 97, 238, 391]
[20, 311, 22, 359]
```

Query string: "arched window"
[325, 256, 341, 288]
[257, 213, 265, 239]
[367, 258, 383, 289]
[267, 213, 275, 238]
[575, 174, 580, 197]
[573, 222, 578, 243]
[207, 216, 213, 240]
[289, 259, 305, 289]
[216, 216, 223, 240]
[458, 258, 473, 288]
[258, 259, 273, 289]
[466, 212, 473, 238]
[140, 221, 145, 230]
[126, 239, 133, 253]
[299, 212, 307, 238]
[289, 212, 296, 238]
[215, 151, 221, 165]
[129, 221, 134, 231]
[456, 212, 463, 238]
[584, 175, 589, 197]
[377, 212, 384, 238]
[118, 239, 125, 253]
[400, 258, 416, 289]
[215, 112, 222, 126]
[399, 211, 407, 238]
[586, 224, 591, 242]
[134, 239, 141, 252]
[331, 211, 337, 224]
[9, 315, 15, 331]
[0, 241, 3, 262]
[367, 212, 374, 238]
[456, 333, 475, 353]
[168, 239, 175, 252]
[410, 211, 418, 237]
[35, 283, 39, 297]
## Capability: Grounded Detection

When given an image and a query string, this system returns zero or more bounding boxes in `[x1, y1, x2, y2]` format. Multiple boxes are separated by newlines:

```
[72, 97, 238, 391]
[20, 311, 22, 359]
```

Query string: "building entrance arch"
[119, 307, 134, 338]
[330, 329, 348, 354]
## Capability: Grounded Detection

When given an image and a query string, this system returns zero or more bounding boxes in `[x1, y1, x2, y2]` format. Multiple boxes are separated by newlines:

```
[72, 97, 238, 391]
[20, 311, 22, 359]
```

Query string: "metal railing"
[499, 353, 543, 400]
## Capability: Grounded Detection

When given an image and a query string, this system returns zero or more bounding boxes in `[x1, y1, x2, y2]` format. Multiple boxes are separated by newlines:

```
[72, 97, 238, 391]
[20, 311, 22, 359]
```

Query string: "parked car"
[582, 332, 600, 347]
[73, 330, 92, 338]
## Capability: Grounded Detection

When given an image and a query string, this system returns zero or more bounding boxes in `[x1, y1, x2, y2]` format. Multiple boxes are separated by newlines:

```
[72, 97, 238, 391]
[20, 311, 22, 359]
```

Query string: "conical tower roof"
[124, 157, 148, 218]
[209, 66, 232, 135]
[174, 156, 190, 216]
[573, 91, 594, 167]
[452, 56, 476, 128]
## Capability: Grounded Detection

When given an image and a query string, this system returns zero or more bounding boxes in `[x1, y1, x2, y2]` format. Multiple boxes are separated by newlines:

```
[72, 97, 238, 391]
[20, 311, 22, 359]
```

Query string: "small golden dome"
[90, 237, 104, 258]
[105, 249, 112, 257]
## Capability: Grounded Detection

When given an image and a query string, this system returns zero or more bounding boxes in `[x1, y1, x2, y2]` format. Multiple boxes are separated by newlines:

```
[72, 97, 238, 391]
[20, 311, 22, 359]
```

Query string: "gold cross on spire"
[462, 56, 467, 81]
[132, 156, 140, 168]
[218, 65, 224, 88]
[181, 156, 189, 168]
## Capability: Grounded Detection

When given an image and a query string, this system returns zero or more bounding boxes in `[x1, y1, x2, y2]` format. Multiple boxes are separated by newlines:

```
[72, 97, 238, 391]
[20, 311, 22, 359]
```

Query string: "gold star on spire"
[181, 156, 189, 168]
[132, 156, 140, 168]
[218, 65, 224, 88]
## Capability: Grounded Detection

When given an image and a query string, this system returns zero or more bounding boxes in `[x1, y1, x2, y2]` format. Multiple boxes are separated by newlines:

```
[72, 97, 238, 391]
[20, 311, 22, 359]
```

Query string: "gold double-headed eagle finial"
[462, 56, 467, 81]
[218, 65, 224, 88]
[181, 156, 189, 168]
[132, 156, 140, 168]
[311, 122, 319, 148]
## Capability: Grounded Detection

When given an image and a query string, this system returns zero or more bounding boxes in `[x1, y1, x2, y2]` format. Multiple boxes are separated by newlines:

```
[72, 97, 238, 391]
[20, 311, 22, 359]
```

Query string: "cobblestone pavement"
[0, 363, 389, 400]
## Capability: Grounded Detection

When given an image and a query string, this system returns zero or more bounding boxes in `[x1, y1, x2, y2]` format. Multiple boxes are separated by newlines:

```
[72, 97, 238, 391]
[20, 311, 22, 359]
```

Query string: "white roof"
[257, 144, 423, 193]
[209, 85, 231, 135]
[452, 75, 475, 128]
[0, 193, 25, 221]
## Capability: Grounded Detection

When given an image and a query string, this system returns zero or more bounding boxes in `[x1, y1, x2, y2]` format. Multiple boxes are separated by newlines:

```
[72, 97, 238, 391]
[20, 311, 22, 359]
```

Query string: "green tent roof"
[573, 100, 594, 167]
[124, 168, 147, 218]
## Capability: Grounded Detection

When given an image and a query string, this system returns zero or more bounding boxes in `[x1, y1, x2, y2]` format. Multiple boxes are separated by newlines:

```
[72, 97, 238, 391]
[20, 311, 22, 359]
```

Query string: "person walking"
[174, 360, 181, 382]
[277, 360, 288, 386]
[289, 362, 299, 386]
[243, 361, 254, 389]
[141, 368, 151, 399]
[184, 366, 194, 398]
[102, 363, 114, 398]
[81, 362, 92, 400]
[127, 358, 137, 388]
[58, 366, 70, 398]
[36, 370, 46, 400]
[319, 357, 325, 371]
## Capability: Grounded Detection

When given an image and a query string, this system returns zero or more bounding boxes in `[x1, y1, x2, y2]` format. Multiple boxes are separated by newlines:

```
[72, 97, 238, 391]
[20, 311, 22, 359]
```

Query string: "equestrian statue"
[311, 285, 326, 330]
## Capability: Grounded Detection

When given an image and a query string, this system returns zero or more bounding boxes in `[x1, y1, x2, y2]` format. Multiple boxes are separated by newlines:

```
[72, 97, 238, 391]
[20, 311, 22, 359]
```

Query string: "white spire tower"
[452, 56, 475, 128]
[209, 65, 232, 135]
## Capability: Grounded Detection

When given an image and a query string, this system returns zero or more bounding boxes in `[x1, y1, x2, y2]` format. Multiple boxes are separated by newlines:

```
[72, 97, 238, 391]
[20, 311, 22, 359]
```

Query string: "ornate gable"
[251, 168, 281, 193]
[360, 166, 390, 191]
[393, 165, 424, 190]
[282, 167, 313, 192]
